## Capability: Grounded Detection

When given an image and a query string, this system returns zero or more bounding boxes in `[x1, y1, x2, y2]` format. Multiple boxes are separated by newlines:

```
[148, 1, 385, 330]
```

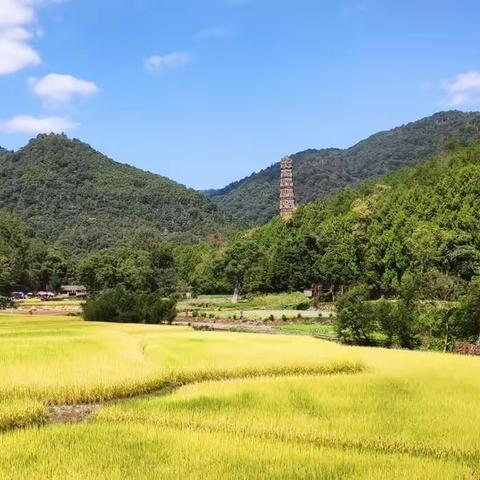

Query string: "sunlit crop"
[0, 313, 479, 479]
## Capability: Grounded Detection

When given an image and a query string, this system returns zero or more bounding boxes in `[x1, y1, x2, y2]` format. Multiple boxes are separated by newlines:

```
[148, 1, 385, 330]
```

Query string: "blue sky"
[1, 0, 480, 189]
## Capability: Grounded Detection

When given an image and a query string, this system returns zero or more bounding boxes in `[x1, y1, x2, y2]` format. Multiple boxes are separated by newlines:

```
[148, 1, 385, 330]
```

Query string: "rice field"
[0, 313, 479, 479]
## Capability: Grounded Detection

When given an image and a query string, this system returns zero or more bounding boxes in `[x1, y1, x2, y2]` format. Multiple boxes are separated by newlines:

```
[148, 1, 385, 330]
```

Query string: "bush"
[82, 286, 176, 324]
[295, 301, 311, 310]
[0, 297, 14, 310]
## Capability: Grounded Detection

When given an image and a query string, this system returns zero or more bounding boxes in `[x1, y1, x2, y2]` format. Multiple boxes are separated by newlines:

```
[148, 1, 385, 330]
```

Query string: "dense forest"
[207, 111, 480, 226]
[180, 141, 480, 300]
[0, 134, 232, 253]
[0, 209, 69, 295]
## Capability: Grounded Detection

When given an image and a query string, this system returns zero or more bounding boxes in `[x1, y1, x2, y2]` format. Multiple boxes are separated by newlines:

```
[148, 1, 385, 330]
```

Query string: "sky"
[0, 0, 480, 189]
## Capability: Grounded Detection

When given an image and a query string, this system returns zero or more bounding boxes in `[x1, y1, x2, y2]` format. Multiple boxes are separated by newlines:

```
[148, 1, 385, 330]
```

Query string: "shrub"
[295, 301, 311, 310]
[0, 297, 14, 310]
[82, 286, 176, 324]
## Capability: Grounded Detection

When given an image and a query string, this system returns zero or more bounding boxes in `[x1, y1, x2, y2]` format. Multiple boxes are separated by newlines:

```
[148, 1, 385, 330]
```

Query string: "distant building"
[280, 156, 296, 218]
[60, 285, 87, 297]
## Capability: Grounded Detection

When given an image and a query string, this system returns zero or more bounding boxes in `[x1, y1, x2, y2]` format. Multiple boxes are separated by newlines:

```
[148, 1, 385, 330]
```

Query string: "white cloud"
[0, 115, 76, 134]
[29, 73, 99, 102]
[442, 71, 480, 107]
[0, 0, 61, 75]
[145, 52, 191, 73]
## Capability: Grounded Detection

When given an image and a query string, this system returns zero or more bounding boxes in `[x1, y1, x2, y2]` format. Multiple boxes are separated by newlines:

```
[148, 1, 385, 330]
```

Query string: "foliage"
[82, 286, 177, 324]
[0, 297, 14, 309]
[0, 134, 232, 253]
[0, 209, 70, 295]
[208, 111, 480, 226]
[336, 285, 376, 344]
[77, 236, 177, 295]
[192, 141, 480, 304]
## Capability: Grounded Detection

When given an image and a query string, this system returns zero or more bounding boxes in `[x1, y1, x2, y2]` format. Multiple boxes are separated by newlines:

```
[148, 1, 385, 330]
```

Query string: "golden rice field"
[0, 313, 479, 479]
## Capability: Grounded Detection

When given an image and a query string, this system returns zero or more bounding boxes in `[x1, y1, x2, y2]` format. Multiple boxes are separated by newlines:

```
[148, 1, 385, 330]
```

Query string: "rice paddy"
[0, 313, 479, 479]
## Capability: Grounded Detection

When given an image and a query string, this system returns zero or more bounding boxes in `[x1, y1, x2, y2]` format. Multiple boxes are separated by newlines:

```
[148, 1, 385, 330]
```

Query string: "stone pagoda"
[279, 156, 296, 218]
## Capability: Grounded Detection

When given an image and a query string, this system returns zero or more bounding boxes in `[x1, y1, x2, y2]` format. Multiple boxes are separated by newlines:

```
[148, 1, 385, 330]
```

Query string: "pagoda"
[279, 156, 296, 218]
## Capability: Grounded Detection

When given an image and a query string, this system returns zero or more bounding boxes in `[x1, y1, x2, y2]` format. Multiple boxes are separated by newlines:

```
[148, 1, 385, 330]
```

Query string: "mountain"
[0, 134, 231, 252]
[207, 111, 480, 226]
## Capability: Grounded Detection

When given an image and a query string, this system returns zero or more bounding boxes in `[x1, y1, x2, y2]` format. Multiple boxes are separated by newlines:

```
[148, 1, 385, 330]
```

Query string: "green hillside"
[0, 134, 231, 252]
[208, 111, 480, 226]
[184, 140, 480, 300]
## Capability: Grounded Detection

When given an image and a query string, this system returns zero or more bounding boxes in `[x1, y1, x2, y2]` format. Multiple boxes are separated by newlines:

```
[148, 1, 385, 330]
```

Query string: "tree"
[451, 277, 480, 345]
[77, 242, 177, 294]
[336, 285, 376, 345]
[224, 238, 266, 302]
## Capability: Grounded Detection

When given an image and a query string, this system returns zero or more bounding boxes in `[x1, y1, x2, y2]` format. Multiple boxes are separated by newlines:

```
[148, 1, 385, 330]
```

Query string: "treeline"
[0, 210, 70, 295]
[0, 213, 178, 297]
[176, 142, 480, 301]
[336, 279, 480, 350]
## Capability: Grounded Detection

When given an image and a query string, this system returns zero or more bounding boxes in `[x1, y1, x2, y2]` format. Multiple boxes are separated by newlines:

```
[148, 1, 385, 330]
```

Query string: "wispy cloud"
[0, 115, 76, 134]
[0, 0, 62, 75]
[29, 73, 99, 103]
[442, 71, 480, 107]
[145, 52, 191, 73]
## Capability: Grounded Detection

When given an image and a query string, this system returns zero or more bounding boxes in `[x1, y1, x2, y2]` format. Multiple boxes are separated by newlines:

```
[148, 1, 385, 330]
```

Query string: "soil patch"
[49, 404, 100, 424]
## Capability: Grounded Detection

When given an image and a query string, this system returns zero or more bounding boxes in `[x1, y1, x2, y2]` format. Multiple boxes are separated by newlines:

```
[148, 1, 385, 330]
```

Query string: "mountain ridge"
[0, 134, 232, 253]
[207, 111, 480, 226]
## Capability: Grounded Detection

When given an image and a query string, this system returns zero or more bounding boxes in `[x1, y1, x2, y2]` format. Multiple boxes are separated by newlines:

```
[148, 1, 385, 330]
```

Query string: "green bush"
[0, 297, 14, 310]
[82, 286, 176, 324]
[295, 301, 311, 310]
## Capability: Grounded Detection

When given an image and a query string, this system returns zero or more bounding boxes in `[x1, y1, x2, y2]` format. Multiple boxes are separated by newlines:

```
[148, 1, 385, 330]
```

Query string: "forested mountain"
[0, 134, 231, 252]
[207, 111, 480, 226]
[180, 141, 480, 298]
